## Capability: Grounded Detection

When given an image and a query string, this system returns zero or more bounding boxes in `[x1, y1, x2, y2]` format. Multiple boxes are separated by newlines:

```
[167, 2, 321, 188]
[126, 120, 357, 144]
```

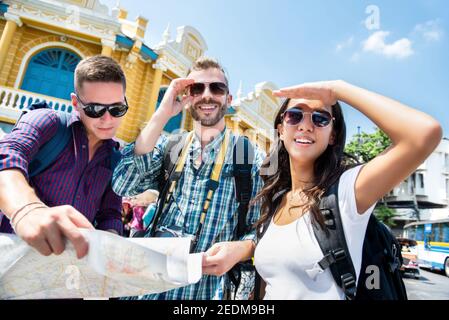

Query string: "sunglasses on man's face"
[281, 107, 335, 128]
[187, 82, 229, 97]
[76, 95, 129, 119]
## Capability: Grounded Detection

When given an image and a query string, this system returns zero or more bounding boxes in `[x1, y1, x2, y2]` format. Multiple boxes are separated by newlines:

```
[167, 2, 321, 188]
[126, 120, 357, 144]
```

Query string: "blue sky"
[101, 0, 448, 140]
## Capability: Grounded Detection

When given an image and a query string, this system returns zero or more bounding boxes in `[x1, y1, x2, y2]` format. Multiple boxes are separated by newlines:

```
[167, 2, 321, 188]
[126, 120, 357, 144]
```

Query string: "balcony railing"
[0, 86, 73, 121]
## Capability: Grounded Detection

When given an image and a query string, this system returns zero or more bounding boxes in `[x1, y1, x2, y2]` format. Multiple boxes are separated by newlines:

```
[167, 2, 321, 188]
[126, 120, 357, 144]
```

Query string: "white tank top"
[254, 166, 375, 300]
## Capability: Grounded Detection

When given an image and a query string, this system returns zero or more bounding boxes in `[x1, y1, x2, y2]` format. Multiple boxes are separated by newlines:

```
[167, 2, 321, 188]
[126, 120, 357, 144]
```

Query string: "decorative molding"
[4, 12, 23, 26]
[155, 25, 209, 78]
[155, 44, 191, 77]
[237, 80, 243, 100]
[255, 81, 278, 94]
[101, 38, 115, 48]
[5, 0, 120, 43]
[162, 23, 171, 45]
[175, 26, 208, 52]
[125, 51, 139, 69]
[25, 24, 102, 46]
[152, 61, 168, 72]
[233, 81, 280, 142]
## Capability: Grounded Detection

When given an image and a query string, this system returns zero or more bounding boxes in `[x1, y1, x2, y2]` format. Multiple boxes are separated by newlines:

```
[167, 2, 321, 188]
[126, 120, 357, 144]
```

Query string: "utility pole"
[357, 126, 362, 163]
[410, 173, 421, 221]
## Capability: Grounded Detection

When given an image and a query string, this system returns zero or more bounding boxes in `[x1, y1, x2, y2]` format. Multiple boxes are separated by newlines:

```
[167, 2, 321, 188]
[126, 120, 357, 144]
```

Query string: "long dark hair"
[253, 98, 358, 233]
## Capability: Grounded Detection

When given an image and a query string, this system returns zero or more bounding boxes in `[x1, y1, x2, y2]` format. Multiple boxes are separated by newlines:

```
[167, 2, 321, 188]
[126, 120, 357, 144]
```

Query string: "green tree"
[345, 127, 398, 227]
[374, 205, 397, 228]
[345, 127, 391, 163]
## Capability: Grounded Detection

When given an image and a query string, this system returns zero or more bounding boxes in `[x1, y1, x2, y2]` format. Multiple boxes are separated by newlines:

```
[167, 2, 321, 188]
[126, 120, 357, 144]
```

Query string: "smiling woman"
[251, 80, 442, 300]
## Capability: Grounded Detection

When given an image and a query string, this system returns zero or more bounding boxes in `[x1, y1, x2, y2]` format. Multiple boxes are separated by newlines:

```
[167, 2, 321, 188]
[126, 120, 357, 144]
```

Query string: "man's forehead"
[78, 82, 125, 103]
[187, 68, 227, 83]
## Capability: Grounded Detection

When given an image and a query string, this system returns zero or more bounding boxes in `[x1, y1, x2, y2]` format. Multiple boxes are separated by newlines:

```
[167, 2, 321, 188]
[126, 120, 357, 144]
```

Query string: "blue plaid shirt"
[112, 128, 265, 300]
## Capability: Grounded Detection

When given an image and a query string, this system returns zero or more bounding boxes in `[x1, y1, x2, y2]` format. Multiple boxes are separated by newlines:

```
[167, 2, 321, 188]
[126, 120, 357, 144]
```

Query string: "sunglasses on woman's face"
[281, 107, 335, 128]
[76, 95, 129, 119]
[187, 82, 229, 97]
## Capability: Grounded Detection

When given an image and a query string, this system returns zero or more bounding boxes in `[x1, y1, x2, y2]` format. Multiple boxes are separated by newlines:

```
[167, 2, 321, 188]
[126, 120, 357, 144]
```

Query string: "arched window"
[156, 86, 184, 133]
[21, 48, 81, 100]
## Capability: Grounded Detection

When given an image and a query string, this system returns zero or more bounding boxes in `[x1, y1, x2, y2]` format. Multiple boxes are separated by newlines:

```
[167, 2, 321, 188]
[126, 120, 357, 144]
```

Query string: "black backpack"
[255, 178, 408, 300]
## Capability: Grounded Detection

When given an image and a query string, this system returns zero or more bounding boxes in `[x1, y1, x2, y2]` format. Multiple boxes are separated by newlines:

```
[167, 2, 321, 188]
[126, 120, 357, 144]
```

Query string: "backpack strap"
[28, 111, 72, 178]
[233, 136, 255, 239]
[158, 132, 190, 192]
[109, 143, 122, 171]
[222, 136, 257, 299]
[132, 131, 189, 238]
[311, 181, 358, 300]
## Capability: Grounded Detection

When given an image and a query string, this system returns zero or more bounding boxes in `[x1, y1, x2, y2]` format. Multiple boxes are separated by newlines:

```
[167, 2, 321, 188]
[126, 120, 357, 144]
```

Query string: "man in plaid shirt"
[112, 57, 265, 300]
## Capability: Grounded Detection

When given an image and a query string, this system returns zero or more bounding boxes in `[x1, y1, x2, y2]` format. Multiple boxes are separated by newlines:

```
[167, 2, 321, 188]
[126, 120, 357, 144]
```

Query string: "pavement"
[403, 268, 449, 300]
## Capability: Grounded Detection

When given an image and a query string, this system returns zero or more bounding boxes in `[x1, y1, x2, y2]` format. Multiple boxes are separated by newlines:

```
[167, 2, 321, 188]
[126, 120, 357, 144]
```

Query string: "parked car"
[397, 237, 420, 279]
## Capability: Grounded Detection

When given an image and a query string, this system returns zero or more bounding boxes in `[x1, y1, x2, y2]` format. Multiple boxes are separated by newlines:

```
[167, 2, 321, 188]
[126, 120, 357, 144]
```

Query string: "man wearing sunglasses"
[0, 55, 125, 259]
[113, 57, 265, 300]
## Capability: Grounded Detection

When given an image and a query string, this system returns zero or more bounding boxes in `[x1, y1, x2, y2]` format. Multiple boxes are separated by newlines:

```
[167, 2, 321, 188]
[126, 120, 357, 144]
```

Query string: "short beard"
[190, 98, 228, 127]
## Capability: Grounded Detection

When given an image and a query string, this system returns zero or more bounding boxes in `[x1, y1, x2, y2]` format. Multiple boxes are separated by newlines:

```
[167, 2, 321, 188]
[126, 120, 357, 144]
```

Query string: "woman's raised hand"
[272, 81, 340, 106]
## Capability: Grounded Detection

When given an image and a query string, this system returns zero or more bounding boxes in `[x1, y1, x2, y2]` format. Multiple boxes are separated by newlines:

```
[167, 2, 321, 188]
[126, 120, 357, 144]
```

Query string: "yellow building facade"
[0, 0, 279, 152]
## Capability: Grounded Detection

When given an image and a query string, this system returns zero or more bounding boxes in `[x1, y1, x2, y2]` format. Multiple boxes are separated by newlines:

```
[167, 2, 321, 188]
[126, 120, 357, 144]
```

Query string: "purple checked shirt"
[0, 109, 123, 235]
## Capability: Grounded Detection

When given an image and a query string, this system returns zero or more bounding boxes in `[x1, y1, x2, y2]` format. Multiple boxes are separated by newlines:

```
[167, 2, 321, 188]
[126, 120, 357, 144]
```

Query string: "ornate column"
[146, 60, 167, 121]
[0, 13, 22, 75]
[101, 38, 115, 57]
[231, 116, 242, 135]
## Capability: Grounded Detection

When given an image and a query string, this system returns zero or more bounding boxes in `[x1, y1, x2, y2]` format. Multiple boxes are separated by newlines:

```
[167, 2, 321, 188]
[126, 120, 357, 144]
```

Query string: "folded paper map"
[0, 230, 202, 299]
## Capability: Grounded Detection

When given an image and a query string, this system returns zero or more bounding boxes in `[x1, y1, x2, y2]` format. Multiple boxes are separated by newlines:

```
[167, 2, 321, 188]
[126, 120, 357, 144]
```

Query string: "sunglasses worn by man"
[187, 82, 229, 97]
[76, 94, 129, 118]
[281, 107, 335, 128]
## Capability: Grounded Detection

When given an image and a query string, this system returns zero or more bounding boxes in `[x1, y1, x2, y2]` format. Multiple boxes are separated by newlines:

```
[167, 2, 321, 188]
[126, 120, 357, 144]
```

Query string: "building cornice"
[4, 0, 120, 43]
